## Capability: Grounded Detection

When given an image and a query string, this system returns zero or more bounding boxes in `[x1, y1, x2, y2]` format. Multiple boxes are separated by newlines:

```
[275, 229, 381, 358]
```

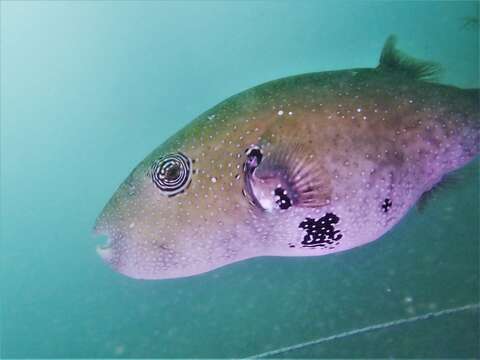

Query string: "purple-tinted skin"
[94, 36, 479, 280]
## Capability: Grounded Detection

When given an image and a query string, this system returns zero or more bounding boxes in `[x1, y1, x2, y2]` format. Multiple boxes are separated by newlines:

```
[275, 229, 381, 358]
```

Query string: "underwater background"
[1, 0, 479, 358]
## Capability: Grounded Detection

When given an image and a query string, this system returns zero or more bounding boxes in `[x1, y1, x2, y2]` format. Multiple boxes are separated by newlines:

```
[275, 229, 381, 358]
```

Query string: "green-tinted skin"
[95, 48, 479, 280]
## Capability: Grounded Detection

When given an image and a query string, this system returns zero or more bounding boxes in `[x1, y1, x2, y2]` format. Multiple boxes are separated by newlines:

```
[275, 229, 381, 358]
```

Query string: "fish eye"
[150, 152, 192, 196]
[164, 163, 180, 180]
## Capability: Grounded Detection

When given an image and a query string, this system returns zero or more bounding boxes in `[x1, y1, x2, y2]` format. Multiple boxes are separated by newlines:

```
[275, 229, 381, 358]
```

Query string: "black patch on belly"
[275, 186, 292, 210]
[382, 198, 393, 212]
[299, 213, 342, 248]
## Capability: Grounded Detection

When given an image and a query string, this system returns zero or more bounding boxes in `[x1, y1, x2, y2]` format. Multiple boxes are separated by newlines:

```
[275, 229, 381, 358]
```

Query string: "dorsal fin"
[377, 35, 441, 82]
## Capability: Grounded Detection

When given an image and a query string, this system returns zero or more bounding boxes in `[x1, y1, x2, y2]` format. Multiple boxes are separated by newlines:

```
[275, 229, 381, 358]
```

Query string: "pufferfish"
[94, 36, 479, 280]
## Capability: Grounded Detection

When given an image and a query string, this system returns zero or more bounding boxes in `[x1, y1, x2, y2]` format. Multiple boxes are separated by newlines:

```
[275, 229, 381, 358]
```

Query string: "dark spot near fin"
[299, 213, 342, 248]
[274, 187, 292, 210]
[245, 146, 263, 170]
[377, 35, 441, 82]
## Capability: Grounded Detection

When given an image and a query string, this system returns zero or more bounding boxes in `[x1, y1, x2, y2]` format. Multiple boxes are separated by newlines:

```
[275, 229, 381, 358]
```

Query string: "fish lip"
[92, 224, 116, 263]
[95, 234, 115, 263]
[97, 234, 112, 250]
[92, 222, 113, 249]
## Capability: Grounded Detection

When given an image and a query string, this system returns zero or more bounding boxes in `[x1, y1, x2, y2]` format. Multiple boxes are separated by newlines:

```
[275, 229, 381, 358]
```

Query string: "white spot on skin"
[288, 111, 293, 115]
[129, 222, 135, 229]
[357, 108, 362, 112]
[277, 110, 284, 116]
[211, 177, 217, 183]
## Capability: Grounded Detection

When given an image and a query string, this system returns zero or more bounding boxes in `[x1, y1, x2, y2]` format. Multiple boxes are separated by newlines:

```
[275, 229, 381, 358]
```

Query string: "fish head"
[92, 112, 268, 280]
[93, 142, 213, 280]
[93, 111, 335, 280]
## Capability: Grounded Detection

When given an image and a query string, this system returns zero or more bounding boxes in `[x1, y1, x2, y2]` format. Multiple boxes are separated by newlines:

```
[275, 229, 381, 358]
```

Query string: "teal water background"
[1, 1, 479, 358]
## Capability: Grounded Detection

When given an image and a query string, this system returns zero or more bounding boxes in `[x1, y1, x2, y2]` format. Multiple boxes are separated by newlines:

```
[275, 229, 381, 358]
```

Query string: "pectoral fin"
[243, 142, 331, 212]
[417, 171, 466, 212]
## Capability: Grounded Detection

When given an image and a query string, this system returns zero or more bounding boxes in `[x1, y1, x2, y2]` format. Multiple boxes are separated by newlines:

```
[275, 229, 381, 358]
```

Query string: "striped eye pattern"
[151, 152, 192, 196]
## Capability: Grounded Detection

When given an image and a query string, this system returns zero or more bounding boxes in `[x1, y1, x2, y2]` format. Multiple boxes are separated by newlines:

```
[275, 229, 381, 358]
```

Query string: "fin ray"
[377, 35, 441, 82]
[253, 143, 331, 209]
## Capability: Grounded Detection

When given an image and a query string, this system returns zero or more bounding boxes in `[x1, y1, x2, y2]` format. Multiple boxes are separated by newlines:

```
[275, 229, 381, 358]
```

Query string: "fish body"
[94, 37, 479, 279]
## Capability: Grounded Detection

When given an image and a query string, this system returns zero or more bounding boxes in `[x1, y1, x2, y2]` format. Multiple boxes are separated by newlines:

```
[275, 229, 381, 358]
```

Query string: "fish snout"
[95, 232, 115, 264]
[93, 219, 126, 270]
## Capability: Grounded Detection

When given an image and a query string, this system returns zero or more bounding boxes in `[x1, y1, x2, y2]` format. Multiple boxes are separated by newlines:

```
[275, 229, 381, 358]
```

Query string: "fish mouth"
[93, 226, 115, 263]
[96, 231, 112, 249]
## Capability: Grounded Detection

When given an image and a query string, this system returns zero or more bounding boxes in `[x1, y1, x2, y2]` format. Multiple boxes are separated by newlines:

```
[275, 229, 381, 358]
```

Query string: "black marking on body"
[382, 198, 393, 212]
[242, 145, 265, 210]
[244, 146, 263, 171]
[274, 186, 292, 210]
[299, 213, 342, 248]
